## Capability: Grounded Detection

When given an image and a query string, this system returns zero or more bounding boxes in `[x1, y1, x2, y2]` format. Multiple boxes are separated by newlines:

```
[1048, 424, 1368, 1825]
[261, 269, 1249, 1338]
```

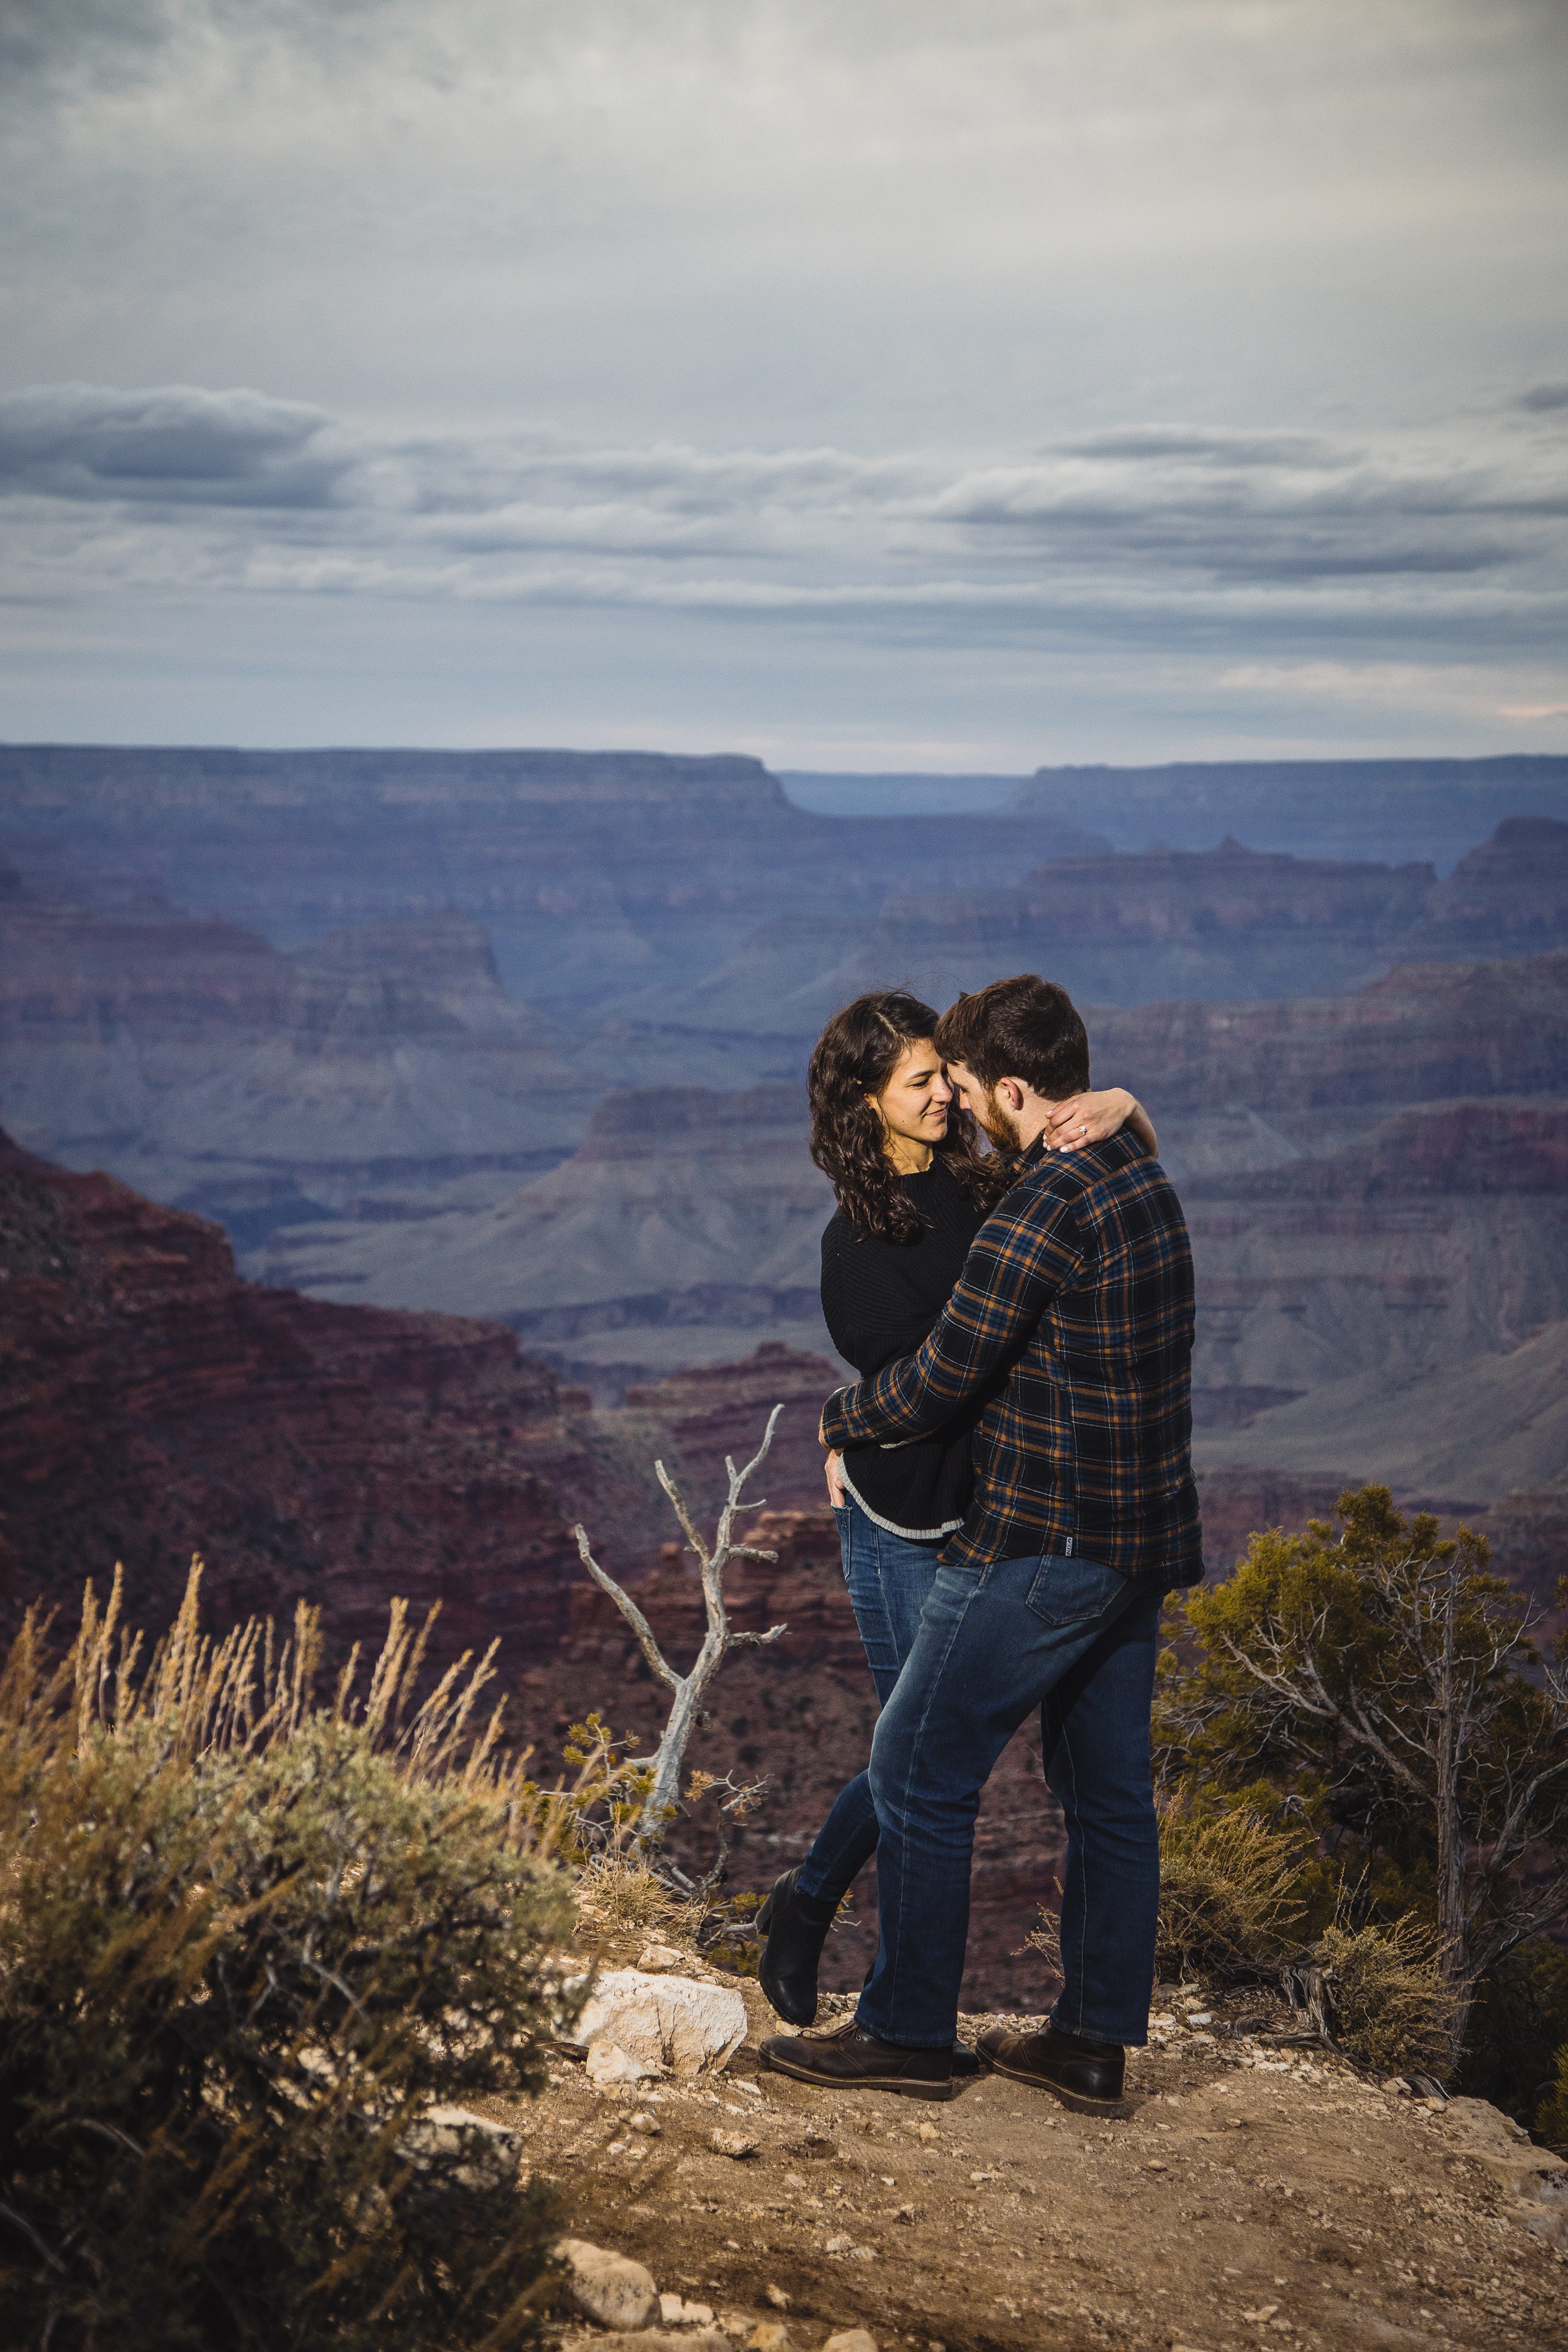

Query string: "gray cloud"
[4, 384, 1563, 620]
[1, 0, 1565, 759]
[0, 384, 353, 507]
[0, 0, 409, 97]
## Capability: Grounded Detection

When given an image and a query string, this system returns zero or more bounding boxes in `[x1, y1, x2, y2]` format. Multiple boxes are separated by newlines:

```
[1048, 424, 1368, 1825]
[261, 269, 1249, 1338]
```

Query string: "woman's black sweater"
[819, 1156, 987, 1541]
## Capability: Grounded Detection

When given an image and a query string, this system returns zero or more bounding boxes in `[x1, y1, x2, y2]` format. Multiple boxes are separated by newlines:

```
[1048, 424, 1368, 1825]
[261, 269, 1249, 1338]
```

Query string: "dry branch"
[573, 1402, 788, 1859]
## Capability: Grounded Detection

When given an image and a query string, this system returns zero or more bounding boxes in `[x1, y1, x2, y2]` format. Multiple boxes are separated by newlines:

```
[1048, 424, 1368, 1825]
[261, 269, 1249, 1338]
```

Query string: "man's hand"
[824, 1449, 847, 1508]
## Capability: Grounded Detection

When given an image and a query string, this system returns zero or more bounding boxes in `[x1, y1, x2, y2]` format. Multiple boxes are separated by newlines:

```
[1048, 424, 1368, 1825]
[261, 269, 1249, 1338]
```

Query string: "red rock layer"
[619, 1343, 841, 1524]
[0, 1126, 590, 1658]
[1092, 948, 1568, 1112]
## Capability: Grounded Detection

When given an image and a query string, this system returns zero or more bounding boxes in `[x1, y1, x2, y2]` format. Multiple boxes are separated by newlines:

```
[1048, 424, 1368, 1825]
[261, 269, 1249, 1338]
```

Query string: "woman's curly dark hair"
[808, 989, 1012, 1241]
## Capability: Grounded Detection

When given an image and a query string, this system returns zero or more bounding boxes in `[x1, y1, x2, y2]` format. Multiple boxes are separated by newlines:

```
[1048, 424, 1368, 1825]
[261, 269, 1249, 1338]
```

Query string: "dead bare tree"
[572, 1404, 788, 1870]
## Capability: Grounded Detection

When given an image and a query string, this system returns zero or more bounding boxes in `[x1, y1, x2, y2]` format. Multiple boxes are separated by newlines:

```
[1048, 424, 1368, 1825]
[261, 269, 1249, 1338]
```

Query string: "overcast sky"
[2, 0, 1566, 767]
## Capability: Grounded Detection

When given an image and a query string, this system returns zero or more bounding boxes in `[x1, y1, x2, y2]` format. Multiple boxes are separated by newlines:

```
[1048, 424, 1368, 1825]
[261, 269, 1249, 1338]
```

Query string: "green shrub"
[1313, 1918, 1456, 2076]
[0, 1567, 578, 2352]
[1156, 1486, 1568, 2067]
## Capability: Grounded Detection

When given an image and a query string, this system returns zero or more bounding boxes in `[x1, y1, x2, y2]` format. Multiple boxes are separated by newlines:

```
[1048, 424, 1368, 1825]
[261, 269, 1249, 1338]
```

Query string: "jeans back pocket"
[1025, 1550, 1128, 1628]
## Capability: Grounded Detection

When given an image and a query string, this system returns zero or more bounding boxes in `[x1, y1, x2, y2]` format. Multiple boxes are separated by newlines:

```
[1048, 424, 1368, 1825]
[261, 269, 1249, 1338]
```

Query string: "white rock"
[825, 2332, 879, 2352]
[660, 2293, 717, 2324]
[555, 2236, 659, 2331]
[710, 2127, 759, 2159]
[638, 1942, 687, 1971]
[396, 2103, 522, 2184]
[587, 2038, 659, 2087]
[574, 1968, 748, 2078]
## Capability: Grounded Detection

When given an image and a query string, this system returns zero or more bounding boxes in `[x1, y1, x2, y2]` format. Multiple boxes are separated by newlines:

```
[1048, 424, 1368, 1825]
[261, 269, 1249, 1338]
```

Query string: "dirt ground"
[483, 1928, 1568, 2352]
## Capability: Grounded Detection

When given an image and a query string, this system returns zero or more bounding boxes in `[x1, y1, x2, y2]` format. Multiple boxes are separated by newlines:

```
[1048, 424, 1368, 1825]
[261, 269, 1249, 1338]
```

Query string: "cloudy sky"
[3, 0, 1566, 767]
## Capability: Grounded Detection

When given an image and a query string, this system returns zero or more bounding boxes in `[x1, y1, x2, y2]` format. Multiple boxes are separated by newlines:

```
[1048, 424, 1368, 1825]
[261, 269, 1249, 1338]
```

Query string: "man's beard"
[976, 1091, 1025, 1156]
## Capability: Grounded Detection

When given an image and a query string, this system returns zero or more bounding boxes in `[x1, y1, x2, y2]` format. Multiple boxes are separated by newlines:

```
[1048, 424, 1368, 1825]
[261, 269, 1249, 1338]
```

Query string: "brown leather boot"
[760, 2017, 958, 2101]
[975, 2023, 1127, 2116]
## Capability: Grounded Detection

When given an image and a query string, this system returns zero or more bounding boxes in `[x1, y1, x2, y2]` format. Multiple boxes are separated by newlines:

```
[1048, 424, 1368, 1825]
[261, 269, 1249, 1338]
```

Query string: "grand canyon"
[4, 744, 1567, 2006]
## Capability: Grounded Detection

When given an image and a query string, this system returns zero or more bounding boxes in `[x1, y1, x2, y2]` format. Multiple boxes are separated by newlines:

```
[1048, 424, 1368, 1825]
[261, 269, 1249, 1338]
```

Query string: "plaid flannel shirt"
[821, 1128, 1202, 1583]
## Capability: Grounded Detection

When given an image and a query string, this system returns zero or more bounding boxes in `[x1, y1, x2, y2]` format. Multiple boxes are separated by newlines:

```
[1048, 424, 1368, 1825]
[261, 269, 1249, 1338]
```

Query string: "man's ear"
[999, 1078, 1025, 1111]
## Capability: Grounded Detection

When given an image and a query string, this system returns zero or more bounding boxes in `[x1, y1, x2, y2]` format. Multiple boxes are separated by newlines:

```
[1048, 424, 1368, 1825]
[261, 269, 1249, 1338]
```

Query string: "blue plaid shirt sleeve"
[821, 1189, 1082, 1447]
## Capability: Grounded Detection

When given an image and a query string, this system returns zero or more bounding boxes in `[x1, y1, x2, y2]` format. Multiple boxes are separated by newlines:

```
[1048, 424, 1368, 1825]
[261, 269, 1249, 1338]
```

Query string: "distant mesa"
[1008, 751, 1568, 866]
[0, 743, 791, 815]
[636, 817, 1568, 1034]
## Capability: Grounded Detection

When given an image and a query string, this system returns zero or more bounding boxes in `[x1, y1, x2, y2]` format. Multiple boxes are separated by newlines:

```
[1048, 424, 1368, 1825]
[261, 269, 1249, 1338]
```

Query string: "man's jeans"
[795, 1495, 944, 1906]
[857, 1549, 1162, 2053]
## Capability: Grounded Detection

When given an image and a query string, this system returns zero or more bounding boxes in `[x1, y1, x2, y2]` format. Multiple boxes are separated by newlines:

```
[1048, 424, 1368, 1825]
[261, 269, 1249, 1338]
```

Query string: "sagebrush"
[0, 1564, 590, 2352]
[1539, 2043, 1568, 2148]
[1313, 1918, 1456, 2076]
[1155, 1801, 1313, 1982]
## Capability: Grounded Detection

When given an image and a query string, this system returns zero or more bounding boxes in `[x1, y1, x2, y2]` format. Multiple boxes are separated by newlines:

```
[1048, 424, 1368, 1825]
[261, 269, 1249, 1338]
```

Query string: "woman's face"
[871, 1037, 952, 1157]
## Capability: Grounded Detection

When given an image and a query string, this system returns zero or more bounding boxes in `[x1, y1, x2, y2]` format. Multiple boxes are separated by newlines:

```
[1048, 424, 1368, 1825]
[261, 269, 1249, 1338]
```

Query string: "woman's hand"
[824, 1449, 848, 1508]
[1043, 1088, 1158, 1158]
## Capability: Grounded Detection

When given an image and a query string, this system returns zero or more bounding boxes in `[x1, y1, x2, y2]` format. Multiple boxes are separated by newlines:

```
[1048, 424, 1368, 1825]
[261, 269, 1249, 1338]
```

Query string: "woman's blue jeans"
[795, 1494, 944, 1906]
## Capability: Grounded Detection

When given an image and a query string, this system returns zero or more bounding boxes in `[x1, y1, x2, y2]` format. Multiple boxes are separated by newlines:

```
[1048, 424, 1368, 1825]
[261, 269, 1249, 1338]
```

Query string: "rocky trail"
[484, 1925, 1568, 2352]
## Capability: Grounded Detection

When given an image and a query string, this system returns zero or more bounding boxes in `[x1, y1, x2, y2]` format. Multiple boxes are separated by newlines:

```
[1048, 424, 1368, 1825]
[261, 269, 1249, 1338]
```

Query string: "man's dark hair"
[934, 974, 1090, 1100]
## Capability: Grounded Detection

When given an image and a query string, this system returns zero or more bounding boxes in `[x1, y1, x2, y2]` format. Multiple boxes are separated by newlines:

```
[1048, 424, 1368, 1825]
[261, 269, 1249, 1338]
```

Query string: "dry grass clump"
[0, 1562, 580, 2352]
[1314, 1918, 1457, 2075]
[574, 1854, 685, 1940]
[1539, 2044, 1568, 2148]
[1151, 1804, 1452, 2072]
[1155, 1802, 1311, 1981]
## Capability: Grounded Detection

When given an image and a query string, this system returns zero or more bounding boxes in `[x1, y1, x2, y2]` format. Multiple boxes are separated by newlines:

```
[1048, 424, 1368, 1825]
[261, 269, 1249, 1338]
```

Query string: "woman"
[756, 988, 1156, 2035]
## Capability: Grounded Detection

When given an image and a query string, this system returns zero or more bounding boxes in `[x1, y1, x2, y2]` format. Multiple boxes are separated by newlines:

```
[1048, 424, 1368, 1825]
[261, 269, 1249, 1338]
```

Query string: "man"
[760, 973, 1200, 2112]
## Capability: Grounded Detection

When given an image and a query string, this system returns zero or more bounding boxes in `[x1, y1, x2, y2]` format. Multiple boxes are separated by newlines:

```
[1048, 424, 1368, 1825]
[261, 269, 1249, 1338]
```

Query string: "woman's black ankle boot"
[757, 1866, 837, 2026]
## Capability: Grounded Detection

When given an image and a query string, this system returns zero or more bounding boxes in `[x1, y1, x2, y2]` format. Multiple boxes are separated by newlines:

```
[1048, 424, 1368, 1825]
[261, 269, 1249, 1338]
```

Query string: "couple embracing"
[756, 973, 1201, 2116]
